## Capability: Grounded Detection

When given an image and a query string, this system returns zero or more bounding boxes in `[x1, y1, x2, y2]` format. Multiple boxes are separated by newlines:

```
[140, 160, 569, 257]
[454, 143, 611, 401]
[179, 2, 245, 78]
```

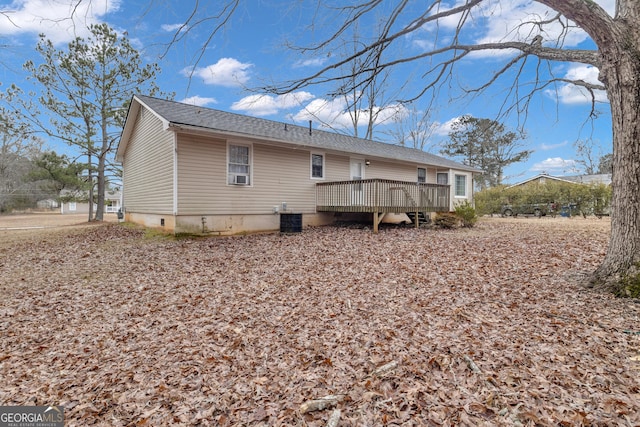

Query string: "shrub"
[454, 201, 478, 228]
[474, 185, 509, 216]
[474, 181, 612, 218]
[434, 212, 461, 229]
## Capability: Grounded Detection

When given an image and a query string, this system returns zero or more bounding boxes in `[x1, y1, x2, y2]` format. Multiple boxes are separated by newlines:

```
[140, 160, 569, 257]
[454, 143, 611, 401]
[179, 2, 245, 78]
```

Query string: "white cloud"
[540, 140, 568, 151]
[531, 157, 577, 174]
[431, 116, 466, 137]
[161, 23, 186, 32]
[292, 57, 327, 68]
[374, 103, 410, 126]
[414, 0, 469, 33]
[546, 64, 608, 105]
[291, 97, 407, 130]
[564, 64, 600, 83]
[231, 92, 315, 116]
[475, 1, 589, 47]
[477, 0, 617, 46]
[292, 98, 350, 127]
[555, 84, 605, 105]
[181, 95, 217, 107]
[438, 0, 471, 30]
[414, 1, 614, 58]
[0, 0, 120, 44]
[185, 57, 253, 87]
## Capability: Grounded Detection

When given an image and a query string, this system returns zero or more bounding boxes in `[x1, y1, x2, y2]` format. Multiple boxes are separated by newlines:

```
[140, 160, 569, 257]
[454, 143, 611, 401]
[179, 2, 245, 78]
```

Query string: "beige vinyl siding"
[365, 160, 420, 181]
[175, 133, 464, 215]
[253, 143, 315, 212]
[323, 155, 422, 182]
[177, 134, 320, 214]
[175, 134, 225, 214]
[325, 153, 350, 181]
[427, 168, 439, 184]
[122, 108, 174, 213]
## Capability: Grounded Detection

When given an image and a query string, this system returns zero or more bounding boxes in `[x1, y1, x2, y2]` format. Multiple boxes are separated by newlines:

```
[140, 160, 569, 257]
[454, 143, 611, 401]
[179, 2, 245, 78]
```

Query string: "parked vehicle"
[559, 203, 579, 217]
[501, 203, 556, 217]
[563, 203, 610, 218]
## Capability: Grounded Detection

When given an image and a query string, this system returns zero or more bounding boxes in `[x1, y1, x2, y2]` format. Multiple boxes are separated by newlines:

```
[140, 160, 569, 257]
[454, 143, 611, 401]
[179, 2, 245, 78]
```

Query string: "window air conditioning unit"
[233, 175, 248, 185]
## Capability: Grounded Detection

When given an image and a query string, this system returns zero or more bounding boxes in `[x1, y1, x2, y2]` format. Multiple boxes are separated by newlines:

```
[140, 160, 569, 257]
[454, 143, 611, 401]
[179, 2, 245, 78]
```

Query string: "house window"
[311, 153, 325, 179]
[437, 172, 448, 185]
[455, 174, 467, 197]
[228, 143, 251, 185]
[417, 168, 426, 183]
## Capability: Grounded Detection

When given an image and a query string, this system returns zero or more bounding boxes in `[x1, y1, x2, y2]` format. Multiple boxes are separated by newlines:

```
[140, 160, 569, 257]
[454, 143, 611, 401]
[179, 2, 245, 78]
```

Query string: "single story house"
[509, 173, 612, 188]
[561, 173, 612, 186]
[36, 198, 59, 210]
[59, 189, 122, 215]
[115, 95, 481, 234]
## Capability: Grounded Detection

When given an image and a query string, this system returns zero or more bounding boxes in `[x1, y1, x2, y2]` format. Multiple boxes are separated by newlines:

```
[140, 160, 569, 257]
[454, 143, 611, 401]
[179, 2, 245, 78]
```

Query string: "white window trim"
[310, 152, 325, 180]
[227, 141, 253, 186]
[454, 174, 468, 198]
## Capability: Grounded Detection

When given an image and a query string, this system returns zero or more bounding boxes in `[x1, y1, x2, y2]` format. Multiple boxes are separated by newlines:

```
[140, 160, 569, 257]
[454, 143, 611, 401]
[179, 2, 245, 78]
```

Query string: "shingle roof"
[508, 173, 612, 188]
[508, 173, 577, 187]
[562, 174, 612, 185]
[129, 95, 479, 172]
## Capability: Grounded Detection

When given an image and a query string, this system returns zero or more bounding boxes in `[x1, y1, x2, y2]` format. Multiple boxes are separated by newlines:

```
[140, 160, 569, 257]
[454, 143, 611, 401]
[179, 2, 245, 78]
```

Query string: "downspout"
[173, 133, 178, 220]
[120, 162, 124, 217]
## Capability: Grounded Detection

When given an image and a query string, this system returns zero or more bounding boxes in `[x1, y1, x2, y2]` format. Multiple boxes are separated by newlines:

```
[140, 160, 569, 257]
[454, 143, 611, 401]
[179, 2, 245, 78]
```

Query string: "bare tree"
[175, 0, 640, 295]
[341, 50, 391, 140]
[295, 24, 406, 140]
[341, 28, 388, 140]
[0, 107, 43, 211]
[574, 138, 611, 175]
[384, 104, 437, 151]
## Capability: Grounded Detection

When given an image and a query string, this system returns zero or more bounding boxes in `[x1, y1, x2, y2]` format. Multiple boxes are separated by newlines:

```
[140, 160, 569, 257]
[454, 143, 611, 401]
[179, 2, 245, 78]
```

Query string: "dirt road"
[0, 213, 118, 243]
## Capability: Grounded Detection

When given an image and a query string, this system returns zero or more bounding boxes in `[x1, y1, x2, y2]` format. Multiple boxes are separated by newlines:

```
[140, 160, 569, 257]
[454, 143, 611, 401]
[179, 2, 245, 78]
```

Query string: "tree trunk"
[95, 152, 105, 221]
[94, 113, 109, 222]
[87, 153, 94, 222]
[590, 33, 640, 297]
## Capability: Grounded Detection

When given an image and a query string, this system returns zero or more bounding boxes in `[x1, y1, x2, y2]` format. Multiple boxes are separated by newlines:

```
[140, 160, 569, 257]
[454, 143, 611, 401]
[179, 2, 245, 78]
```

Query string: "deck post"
[373, 211, 385, 234]
[415, 209, 419, 228]
[373, 211, 379, 233]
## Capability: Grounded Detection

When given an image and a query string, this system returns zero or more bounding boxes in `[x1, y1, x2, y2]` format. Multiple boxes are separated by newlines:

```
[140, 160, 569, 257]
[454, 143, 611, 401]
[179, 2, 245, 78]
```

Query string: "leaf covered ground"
[0, 218, 639, 426]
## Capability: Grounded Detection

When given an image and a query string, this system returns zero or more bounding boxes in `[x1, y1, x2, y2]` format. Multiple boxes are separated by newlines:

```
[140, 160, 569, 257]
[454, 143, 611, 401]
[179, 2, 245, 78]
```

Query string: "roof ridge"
[133, 94, 480, 173]
[137, 94, 398, 147]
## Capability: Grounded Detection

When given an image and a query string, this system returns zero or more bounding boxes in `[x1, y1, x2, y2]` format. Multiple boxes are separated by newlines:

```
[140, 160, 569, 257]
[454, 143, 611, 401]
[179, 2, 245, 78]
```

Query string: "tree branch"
[262, 38, 599, 96]
[536, 0, 617, 47]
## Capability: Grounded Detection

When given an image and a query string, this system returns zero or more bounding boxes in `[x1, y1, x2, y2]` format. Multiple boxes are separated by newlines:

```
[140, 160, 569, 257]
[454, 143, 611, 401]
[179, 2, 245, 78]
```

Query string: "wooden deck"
[316, 178, 450, 232]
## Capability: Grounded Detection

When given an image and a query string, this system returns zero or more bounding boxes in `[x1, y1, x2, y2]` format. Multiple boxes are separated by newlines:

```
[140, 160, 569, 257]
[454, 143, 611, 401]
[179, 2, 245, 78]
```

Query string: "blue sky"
[0, 0, 614, 183]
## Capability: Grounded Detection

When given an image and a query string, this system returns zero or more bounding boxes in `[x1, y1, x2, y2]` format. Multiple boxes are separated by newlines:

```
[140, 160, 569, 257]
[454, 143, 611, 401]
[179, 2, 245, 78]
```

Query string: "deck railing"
[316, 178, 450, 213]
